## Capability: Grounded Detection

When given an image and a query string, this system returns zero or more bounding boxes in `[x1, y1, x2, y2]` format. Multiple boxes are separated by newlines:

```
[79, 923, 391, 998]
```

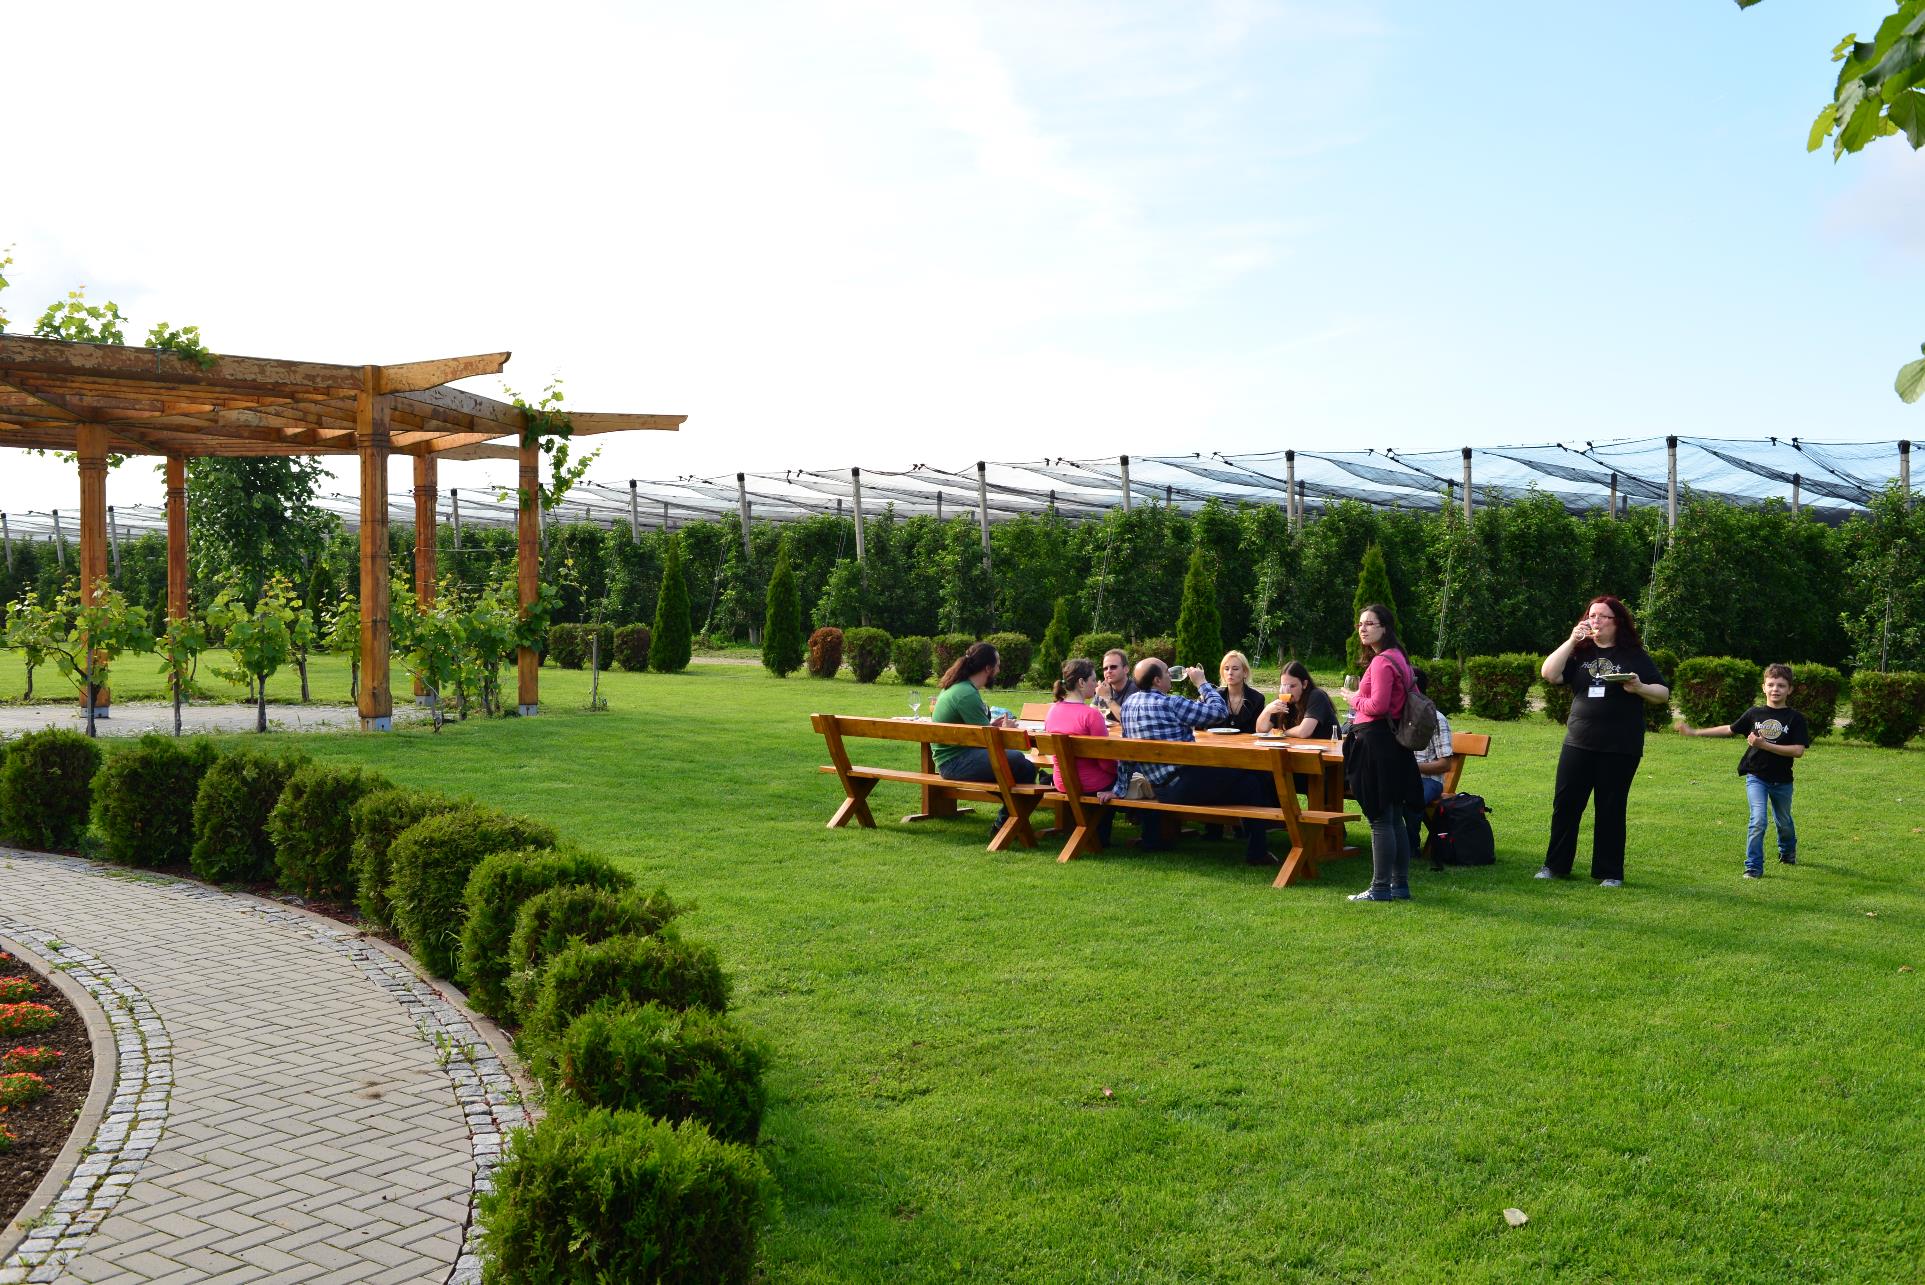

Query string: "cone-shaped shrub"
[761, 540, 804, 677]
[1030, 597, 1075, 686]
[1347, 543, 1399, 674]
[649, 533, 693, 673]
[460, 848, 633, 1020]
[1173, 546, 1223, 686]
[92, 736, 218, 868]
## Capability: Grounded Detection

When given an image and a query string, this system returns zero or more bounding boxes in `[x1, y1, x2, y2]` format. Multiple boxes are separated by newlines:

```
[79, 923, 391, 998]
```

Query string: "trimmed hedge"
[890, 635, 933, 686]
[1464, 654, 1539, 721]
[460, 848, 633, 1020]
[805, 627, 843, 679]
[843, 627, 891, 683]
[349, 787, 458, 929]
[1131, 636, 1176, 666]
[984, 633, 1032, 689]
[1419, 658, 1461, 714]
[269, 762, 386, 899]
[1789, 662, 1842, 740]
[477, 1108, 771, 1285]
[522, 934, 730, 1071]
[1540, 679, 1573, 725]
[389, 806, 559, 979]
[932, 634, 975, 676]
[0, 729, 103, 851]
[91, 736, 218, 868]
[190, 748, 309, 884]
[1674, 656, 1764, 729]
[550, 1002, 768, 1144]
[1845, 670, 1925, 748]
[546, 624, 586, 670]
[612, 624, 652, 672]
[1070, 633, 1127, 671]
[1645, 647, 1680, 732]
[507, 885, 684, 1021]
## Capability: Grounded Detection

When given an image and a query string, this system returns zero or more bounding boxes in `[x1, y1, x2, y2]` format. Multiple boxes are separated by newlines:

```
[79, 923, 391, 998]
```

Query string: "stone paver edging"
[0, 850, 532, 1284]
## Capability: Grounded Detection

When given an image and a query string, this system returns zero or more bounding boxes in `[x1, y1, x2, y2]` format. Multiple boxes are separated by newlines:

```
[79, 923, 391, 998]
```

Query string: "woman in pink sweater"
[1336, 603, 1424, 901]
[1044, 657, 1121, 845]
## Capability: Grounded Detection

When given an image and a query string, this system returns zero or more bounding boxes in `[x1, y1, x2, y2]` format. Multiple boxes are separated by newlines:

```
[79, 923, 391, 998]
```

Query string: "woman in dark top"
[1259, 661, 1338, 740]
[1537, 595, 1670, 886]
[1207, 650, 1265, 734]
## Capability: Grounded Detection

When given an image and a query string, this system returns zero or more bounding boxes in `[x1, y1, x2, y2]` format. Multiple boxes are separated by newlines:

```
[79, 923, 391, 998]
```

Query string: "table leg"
[904, 740, 970, 822]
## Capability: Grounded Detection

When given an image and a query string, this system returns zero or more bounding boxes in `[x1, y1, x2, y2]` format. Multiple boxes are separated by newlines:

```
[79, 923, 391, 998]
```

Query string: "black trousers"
[1544, 744, 1640, 881]
[1153, 766, 1271, 861]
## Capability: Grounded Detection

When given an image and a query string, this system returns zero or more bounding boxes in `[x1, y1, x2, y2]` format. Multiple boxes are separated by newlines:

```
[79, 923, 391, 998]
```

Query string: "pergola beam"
[376, 352, 510, 395]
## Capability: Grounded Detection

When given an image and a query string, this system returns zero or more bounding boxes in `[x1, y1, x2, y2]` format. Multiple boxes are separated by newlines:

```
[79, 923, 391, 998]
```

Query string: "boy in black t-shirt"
[1675, 663, 1810, 879]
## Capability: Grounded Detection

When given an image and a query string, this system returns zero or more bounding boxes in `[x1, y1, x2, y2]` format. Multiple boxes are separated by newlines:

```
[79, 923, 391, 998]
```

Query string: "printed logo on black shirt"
[1752, 717, 1786, 742]
[1581, 657, 1622, 680]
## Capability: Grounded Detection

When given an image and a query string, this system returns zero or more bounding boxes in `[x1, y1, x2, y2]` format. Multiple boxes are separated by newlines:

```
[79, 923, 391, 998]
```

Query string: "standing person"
[1335, 604, 1424, 902]
[1044, 658, 1119, 845]
[1093, 649, 1138, 726]
[1536, 595, 1670, 887]
[1208, 650, 1265, 734]
[1675, 663, 1808, 879]
[931, 643, 1038, 825]
[1258, 661, 1339, 739]
[1117, 658, 1274, 866]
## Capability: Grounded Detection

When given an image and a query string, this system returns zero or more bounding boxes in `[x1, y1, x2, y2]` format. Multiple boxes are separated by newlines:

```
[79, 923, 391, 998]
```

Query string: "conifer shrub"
[269, 762, 387, 900]
[349, 787, 458, 930]
[522, 934, 730, 1073]
[91, 736, 218, 868]
[546, 624, 587, 670]
[477, 1108, 772, 1285]
[1348, 543, 1400, 674]
[190, 748, 309, 884]
[761, 541, 805, 677]
[460, 848, 633, 1020]
[1173, 546, 1224, 681]
[389, 806, 559, 979]
[1029, 597, 1074, 686]
[649, 534, 693, 673]
[612, 624, 652, 672]
[932, 634, 975, 675]
[507, 885, 684, 1021]
[1422, 659, 1462, 713]
[1789, 662, 1842, 740]
[843, 627, 892, 683]
[984, 633, 1032, 688]
[805, 626, 843, 679]
[0, 729, 102, 851]
[890, 635, 934, 685]
[1844, 670, 1925, 747]
[1464, 654, 1539, 720]
[550, 1002, 768, 1144]
[1674, 657, 1764, 729]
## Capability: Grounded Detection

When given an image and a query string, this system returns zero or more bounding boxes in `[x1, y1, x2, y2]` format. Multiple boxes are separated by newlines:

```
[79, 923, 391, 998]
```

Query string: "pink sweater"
[1351, 650, 1411, 725]
[1044, 700, 1113, 792]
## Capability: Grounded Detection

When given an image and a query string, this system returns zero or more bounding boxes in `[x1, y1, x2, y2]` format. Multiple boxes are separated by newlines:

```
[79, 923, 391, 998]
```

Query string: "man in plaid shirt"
[1118, 658, 1275, 865]
[1408, 665, 1455, 855]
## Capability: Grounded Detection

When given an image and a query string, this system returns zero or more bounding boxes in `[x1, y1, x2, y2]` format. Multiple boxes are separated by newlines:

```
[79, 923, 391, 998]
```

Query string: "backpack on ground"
[1428, 793, 1494, 868]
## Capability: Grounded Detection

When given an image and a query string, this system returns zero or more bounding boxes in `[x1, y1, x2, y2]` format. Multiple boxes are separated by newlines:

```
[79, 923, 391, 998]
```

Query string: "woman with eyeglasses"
[1334, 603, 1425, 901]
[1536, 595, 1669, 887]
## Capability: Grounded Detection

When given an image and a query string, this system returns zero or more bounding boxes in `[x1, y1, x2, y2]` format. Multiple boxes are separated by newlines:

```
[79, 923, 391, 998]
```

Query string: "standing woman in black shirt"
[1537, 595, 1670, 886]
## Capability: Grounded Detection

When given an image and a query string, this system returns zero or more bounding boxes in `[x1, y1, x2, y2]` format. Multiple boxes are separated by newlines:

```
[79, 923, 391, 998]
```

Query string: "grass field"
[28, 657, 1925, 1281]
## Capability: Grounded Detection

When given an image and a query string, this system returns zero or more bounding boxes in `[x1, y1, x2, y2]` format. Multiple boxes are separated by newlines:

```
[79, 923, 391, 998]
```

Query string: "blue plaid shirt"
[1116, 680, 1229, 789]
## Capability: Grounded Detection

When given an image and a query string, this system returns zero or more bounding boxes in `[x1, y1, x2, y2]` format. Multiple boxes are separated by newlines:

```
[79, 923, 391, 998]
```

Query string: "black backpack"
[1428, 794, 1494, 869]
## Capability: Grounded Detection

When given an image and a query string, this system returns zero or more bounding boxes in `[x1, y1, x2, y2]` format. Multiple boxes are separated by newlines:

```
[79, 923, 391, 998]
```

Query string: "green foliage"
[933, 633, 976, 675]
[650, 534, 694, 673]
[1644, 500, 1844, 666]
[522, 934, 731, 1072]
[322, 595, 361, 699]
[1174, 545, 1225, 684]
[984, 632, 1033, 689]
[32, 287, 125, 344]
[1347, 543, 1400, 673]
[1788, 662, 1844, 739]
[145, 322, 215, 369]
[92, 736, 219, 868]
[813, 556, 867, 631]
[546, 623, 587, 670]
[389, 806, 560, 979]
[268, 762, 386, 899]
[1674, 657, 1766, 728]
[1131, 636, 1175, 666]
[1844, 669, 1925, 746]
[349, 787, 458, 930]
[477, 1108, 772, 1285]
[1464, 654, 1540, 721]
[1541, 679, 1574, 725]
[550, 1003, 769, 1144]
[612, 624, 652, 672]
[761, 540, 805, 677]
[460, 848, 633, 1020]
[185, 459, 336, 606]
[1645, 647, 1681, 733]
[1030, 596, 1076, 685]
[1070, 633, 1127, 671]
[505, 378, 600, 510]
[0, 243, 11, 331]
[806, 626, 844, 679]
[0, 730, 103, 850]
[205, 575, 313, 732]
[190, 748, 309, 884]
[1746, 0, 1925, 157]
[1839, 485, 1925, 672]
[6, 581, 153, 729]
[1420, 658, 1462, 713]
[153, 612, 208, 730]
[507, 885, 685, 1022]
[890, 635, 934, 685]
[842, 627, 892, 683]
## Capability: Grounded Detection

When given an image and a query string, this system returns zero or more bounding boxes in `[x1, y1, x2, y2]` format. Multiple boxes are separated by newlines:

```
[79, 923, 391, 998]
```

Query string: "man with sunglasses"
[1093, 649, 1138, 726]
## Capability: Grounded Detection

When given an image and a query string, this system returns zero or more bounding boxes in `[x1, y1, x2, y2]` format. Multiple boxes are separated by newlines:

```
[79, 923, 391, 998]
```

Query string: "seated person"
[1093, 648, 1138, 725]
[1118, 658, 1274, 866]
[932, 642, 1038, 829]
[1207, 650, 1265, 734]
[1044, 657, 1118, 844]
[1407, 665, 1455, 855]
[1258, 661, 1338, 739]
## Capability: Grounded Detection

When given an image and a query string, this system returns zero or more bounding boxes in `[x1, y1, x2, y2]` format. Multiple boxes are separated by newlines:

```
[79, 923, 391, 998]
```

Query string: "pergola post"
[165, 457, 188, 622]
[76, 423, 111, 716]
[357, 370, 394, 732]
[413, 454, 438, 704]
[517, 440, 541, 716]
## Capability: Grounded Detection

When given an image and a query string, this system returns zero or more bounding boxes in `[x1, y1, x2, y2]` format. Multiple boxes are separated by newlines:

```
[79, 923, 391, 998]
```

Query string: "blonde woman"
[1208, 650, 1264, 734]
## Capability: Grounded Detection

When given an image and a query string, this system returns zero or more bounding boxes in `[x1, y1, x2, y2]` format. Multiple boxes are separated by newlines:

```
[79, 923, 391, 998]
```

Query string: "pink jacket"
[1351, 650, 1411, 725]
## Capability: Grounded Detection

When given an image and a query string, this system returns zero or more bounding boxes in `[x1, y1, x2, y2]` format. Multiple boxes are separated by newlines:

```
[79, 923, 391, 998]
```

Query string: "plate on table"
[1204, 727, 1243, 735]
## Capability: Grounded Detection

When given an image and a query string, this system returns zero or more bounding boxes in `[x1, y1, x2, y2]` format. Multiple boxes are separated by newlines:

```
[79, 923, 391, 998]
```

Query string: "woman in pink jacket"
[1336, 602, 1425, 901]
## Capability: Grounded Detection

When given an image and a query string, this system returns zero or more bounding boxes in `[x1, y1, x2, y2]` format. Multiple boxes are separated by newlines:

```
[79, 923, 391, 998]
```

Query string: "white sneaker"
[1599, 879, 1623, 888]
[1534, 867, 1558, 880]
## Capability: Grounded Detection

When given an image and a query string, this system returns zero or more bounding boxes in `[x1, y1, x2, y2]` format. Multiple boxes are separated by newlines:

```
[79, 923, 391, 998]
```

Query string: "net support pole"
[1608, 472, 1618, 519]
[851, 468, 867, 563]
[1, 512, 10, 571]
[628, 480, 640, 542]
[662, 499, 671, 532]
[412, 454, 439, 704]
[1461, 447, 1473, 522]
[1285, 450, 1298, 529]
[1902, 440, 1912, 509]
[1119, 455, 1132, 512]
[1296, 479, 1306, 522]
[450, 489, 462, 549]
[738, 472, 758, 645]
[976, 460, 993, 581]
[1791, 473, 1801, 516]
[1666, 435, 1679, 530]
[53, 509, 67, 568]
[936, 492, 943, 521]
[108, 504, 121, 578]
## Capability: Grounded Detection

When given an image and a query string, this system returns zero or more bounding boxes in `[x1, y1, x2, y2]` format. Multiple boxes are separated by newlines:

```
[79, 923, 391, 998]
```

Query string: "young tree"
[649, 533, 693, 672]
[3, 595, 56, 699]
[206, 576, 312, 733]
[12, 581, 153, 738]
[186, 459, 338, 603]
[1173, 547, 1224, 691]
[1347, 542, 1400, 674]
[389, 578, 464, 732]
[762, 538, 805, 677]
[154, 613, 208, 737]
[459, 576, 524, 717]
[324, 595, 361, 701]
[1030, 595, 1076, 685]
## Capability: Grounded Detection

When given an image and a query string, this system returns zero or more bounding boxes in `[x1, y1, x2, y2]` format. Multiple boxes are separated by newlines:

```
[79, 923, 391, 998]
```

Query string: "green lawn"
[95, 663, 1925, 1279]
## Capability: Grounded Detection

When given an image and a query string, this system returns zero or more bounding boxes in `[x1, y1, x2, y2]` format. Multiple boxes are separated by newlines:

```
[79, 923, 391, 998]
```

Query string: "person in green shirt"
[932, 642, 1038, 792]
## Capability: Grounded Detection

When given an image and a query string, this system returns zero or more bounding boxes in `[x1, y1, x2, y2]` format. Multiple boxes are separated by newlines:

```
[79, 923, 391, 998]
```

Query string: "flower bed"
[0, 950, 95, 1227]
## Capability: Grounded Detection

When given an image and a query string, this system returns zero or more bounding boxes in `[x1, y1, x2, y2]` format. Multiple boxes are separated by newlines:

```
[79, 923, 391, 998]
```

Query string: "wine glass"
[909, 691, 922, 720]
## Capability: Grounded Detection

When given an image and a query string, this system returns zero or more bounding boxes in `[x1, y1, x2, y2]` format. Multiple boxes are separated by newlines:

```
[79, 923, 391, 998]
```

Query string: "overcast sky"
[3, 0, 1920, 516]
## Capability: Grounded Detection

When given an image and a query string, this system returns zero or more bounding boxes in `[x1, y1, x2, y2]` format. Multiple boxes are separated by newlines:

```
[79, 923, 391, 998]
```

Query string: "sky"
[2, 0, 1921, 515]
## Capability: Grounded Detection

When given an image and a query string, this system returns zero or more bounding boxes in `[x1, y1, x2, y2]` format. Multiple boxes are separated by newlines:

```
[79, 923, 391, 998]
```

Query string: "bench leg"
[904, 785, 971, 823]
[828, 778, 879, 829]
[988, 795, 1041, 853]
[1275, 844, 1316, 888]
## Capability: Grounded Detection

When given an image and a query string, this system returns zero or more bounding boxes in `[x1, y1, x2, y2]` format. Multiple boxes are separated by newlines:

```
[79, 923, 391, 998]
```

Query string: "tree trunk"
[298, 650, 310, 702]
[350, 658, 359, 702]
[85, 659, 98, 739]
[256, 679, 267, 733]
[22, 663, 32, 701]
[172, 673, 182, 737]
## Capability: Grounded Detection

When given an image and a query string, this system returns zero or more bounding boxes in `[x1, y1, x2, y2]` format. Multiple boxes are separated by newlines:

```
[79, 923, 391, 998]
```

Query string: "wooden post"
[413, 454, 438, 703]
[1666, 435, 1679, 531]
[357, 369, 394, 732]
[517, 439, 541, 716]
[976, 460, 993, 581]
[76, 424, 111, 716]
[628, 479, 640, 542]
[850, 468, 867, 563]
[1461, 447, 1473, 523]
[1119, 455, 1132, 512]
[165, 457, 188, 622]
[1791, 472, 1801, 517]
[108, 505, 122, 578]
[1285, 450, 1298, 529]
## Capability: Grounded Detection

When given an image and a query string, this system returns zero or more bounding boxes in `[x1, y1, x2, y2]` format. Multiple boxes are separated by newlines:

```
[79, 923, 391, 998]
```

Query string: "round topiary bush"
[1845, 670, 1925, 748]
[1788, 662, 1843, 740]
[269, 762, 388, 900]
[506, 885, 684, 1021]
[546, 624, 586, 670]
[1069, 633, 1127, 672]
[1420, 659, 1462, 714]
[843, 627, 891, 683]
[91, 735, 218, 868]
[0, 729, 104, 851]
[550, 1002, 768, 1144]
[612, 624, 652, 672]
[1464, 654, 1539, 720]
[1644, 647, 1680, 733]
[932, 634, 975, 677]
[477, 1108, 772, 1285]
[1674, 656, 1764, 729]
[390, 806, 560, 979]
[349, 787, 458, 930]
[805, 627, 843, 679]
[890, 635, 933, 686]
[1130, 636, 1175, 667]
[460, 849, 633, 1020]
[1540, 679, 1573, 724]
[190, 748, 309, 884]
[984, 632, 1032, 689]
[521, 934, 730, 1073]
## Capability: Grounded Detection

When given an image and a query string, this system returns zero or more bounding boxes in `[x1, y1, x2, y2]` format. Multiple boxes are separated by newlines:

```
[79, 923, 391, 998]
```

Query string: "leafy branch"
[502, 377, 602, 511]
[0, 244, 12, 332]
[146, 322, 217, 369]
[33, 287, 126, 345]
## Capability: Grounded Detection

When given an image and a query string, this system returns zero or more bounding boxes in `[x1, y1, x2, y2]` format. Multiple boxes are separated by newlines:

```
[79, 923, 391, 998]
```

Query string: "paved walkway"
[0, 703, 431, 739]
[0, 850, 528, 1284]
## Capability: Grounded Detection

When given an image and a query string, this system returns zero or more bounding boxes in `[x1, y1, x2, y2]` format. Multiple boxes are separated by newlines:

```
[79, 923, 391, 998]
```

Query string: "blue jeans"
[1744, 775, 1795, 874]
[937, 747, 1039, 786]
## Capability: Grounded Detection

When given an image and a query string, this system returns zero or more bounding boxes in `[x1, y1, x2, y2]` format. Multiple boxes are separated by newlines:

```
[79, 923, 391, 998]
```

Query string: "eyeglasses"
[1103, 663, 1122, 670]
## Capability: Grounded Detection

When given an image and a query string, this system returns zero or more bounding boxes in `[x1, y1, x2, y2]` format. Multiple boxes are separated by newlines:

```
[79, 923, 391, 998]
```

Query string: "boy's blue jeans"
[1743, 775, 1795, 874]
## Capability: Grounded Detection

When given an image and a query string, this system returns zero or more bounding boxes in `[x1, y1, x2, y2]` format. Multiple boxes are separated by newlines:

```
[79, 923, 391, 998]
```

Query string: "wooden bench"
[812, 714, 1059, 852]
[1034, 733, 1361, 888]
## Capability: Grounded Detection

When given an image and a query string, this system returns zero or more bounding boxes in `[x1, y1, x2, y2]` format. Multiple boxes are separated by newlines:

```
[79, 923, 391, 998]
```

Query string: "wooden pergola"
[0, 334, 684, 728]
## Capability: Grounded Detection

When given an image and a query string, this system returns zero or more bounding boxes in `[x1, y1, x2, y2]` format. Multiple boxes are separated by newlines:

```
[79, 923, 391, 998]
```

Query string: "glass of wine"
[909, 692, 922, 720]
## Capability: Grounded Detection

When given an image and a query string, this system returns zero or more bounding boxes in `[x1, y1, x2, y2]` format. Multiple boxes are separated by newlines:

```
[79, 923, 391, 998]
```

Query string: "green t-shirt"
[931, 681, 989, 767]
